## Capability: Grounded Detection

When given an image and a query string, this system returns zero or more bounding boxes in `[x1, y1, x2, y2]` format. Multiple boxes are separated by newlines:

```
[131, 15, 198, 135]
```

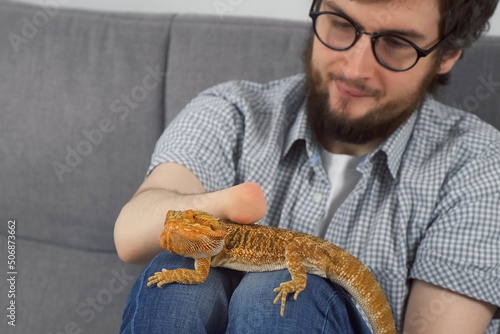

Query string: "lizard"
[147, 209, 396, 334]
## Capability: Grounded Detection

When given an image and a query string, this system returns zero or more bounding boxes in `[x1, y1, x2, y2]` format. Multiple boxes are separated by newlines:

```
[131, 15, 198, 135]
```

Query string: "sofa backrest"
[435, 36, 500, 129]
[164, 14, 310, 125]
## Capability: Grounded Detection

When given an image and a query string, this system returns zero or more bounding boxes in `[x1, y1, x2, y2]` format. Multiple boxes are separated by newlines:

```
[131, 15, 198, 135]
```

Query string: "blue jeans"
[120, 252, 372, 333]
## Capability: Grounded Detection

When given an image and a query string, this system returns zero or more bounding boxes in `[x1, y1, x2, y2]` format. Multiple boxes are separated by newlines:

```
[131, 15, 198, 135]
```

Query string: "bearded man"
[116, 0, 500, 332]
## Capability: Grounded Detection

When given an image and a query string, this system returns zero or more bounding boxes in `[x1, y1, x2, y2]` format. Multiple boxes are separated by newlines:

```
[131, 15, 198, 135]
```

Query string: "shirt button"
[312, 193, 323, 203]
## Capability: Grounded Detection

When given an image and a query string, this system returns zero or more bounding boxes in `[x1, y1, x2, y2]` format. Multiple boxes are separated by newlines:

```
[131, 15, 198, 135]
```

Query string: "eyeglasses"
[309, 0, 454, 72]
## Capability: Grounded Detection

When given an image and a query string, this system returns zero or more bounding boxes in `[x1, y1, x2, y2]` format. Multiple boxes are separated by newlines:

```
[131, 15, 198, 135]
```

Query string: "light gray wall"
[13, 0, 500, 35]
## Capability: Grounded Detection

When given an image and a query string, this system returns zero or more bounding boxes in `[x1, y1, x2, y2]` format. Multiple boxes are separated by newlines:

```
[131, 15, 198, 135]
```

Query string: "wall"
[12, 0, 500, 36]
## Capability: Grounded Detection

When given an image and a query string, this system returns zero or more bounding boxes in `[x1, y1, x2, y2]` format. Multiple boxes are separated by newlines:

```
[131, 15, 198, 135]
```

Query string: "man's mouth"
[327, 72, 380, 99]
[335, 81, 372, 98]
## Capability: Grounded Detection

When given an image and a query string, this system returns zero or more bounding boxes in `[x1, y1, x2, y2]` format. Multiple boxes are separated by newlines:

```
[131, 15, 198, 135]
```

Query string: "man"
[115, 0, 500, 332]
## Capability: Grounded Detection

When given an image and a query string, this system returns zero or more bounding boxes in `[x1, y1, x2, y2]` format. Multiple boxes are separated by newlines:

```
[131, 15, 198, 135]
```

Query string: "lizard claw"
[273, 281, 305, 316]
[272, 288, 287, 316]
[147, 269, 171, 288]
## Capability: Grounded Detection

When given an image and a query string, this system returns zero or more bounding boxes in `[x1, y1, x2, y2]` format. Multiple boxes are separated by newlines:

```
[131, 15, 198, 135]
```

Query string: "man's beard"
[303, 34, 439, 147]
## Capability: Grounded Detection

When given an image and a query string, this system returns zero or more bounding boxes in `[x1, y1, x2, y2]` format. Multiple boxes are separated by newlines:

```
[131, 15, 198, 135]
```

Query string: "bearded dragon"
[147, 209, 396, 334]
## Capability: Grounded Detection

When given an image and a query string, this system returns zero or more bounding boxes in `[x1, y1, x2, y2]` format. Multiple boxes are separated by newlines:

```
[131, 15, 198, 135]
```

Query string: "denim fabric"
[121, 252, 372, 333]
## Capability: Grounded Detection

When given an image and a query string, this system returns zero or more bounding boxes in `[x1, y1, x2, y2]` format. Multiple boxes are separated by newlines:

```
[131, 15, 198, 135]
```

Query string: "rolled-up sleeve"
[410, 141, 500, 310]
[148, 86, 244, 192]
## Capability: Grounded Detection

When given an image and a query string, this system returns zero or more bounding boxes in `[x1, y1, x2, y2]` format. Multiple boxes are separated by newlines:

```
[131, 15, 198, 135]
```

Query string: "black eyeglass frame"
[309, 0, 455, 72]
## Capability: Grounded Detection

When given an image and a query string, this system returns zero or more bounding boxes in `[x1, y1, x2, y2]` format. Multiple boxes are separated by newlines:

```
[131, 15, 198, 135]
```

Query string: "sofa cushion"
[0, 237, 143, 333]
[435, 36, 500, 131]
[0, 2, 173, 251]
[164, 14, 310, 126]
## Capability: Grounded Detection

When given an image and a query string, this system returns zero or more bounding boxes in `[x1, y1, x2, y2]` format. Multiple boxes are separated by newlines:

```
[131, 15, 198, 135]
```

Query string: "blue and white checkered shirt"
[150, 74, 500, 333]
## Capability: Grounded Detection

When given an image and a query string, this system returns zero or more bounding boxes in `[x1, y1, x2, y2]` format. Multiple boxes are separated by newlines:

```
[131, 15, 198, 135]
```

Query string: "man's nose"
[340, 35, 378, 80]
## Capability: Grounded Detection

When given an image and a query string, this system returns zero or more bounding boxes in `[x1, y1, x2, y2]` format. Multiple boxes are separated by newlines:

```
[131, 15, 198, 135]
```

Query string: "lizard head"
[159, 209, 229, 258]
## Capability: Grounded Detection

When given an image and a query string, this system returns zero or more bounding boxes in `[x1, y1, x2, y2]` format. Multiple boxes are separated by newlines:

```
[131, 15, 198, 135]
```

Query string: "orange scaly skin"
[147, 210, 396, 334]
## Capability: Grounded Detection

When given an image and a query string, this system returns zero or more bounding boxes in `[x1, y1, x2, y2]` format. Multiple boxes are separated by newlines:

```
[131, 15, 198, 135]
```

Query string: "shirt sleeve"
[410, 140, 500, 310]
[148, 86, 244, 192]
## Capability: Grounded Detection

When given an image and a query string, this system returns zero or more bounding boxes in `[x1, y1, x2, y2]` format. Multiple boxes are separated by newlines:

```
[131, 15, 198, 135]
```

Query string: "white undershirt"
[315, 149, 363, 238]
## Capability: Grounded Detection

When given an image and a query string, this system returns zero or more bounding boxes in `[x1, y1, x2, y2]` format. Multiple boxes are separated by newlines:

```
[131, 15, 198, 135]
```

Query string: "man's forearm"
[114, 188, 208, 264]
[114, 182, 267, 264]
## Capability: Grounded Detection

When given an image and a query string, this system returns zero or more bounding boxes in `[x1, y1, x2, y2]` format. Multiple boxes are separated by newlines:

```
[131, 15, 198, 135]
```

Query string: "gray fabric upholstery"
[0, 1, 499, 332]
[435, 36, 500, 130]
[165, 15, 310, 125]
[0, 1, 173, 251]
[0, 2, 172, 332]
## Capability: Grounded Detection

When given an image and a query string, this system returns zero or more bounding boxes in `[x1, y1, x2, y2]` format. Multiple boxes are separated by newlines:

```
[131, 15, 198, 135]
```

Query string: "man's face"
[306, 0, 446, 150]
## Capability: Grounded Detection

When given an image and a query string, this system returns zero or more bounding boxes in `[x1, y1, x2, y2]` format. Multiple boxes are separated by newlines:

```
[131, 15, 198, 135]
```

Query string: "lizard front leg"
[147, 257, 211, 287]
[273, 239, 308, 316]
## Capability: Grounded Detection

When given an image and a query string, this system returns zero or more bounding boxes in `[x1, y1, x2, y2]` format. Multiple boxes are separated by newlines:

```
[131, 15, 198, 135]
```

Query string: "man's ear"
[437, 49, 463, 74]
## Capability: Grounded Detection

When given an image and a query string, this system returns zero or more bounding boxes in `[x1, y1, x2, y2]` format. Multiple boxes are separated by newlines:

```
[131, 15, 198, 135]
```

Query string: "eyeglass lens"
[314, 13, 419, 71]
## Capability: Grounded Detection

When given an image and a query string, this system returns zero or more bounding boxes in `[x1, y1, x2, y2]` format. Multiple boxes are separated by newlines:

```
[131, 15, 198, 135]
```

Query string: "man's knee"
[229, 270, 334, 316]
[227, 271, 372, 333]
[121, 252, 243, 333]
[139, 252, 244, 305]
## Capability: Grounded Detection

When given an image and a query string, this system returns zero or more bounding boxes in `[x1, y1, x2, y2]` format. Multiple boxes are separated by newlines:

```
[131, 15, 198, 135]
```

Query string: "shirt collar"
[362, 96, 433, 179]
[283, 99, 320, 161]
[283, 89, 431, 179]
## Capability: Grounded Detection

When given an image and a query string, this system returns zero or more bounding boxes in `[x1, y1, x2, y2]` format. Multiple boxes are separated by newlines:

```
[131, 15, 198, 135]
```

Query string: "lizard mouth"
[159, 210, 229, 257]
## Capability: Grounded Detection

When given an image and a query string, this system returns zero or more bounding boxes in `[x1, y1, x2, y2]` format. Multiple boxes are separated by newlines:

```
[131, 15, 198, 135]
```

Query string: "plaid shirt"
[150, 74, 500, 332]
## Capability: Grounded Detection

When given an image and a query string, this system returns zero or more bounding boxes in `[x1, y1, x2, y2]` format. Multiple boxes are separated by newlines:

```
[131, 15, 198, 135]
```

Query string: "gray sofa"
[0, 1, 499, 333]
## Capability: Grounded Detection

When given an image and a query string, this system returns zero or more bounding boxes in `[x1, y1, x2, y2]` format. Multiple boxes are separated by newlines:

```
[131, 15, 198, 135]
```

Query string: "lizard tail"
[321, 243, 397, 334]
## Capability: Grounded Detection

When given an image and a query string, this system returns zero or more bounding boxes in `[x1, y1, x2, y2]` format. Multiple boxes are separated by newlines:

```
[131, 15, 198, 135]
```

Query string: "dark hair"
[434, 0, 499, 86]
